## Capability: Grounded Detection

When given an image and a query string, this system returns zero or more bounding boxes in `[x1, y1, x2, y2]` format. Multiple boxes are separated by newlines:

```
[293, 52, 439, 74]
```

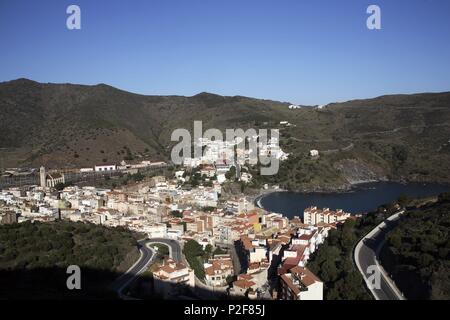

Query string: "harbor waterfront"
[256, 182, 450, 219]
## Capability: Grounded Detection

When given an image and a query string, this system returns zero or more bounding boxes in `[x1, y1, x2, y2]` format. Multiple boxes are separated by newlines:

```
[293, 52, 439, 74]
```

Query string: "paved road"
[110, 238, 182, 298]
[354, 211, 406, 300]
[110, 239, 156, 298]
[147, 238, 182, 262]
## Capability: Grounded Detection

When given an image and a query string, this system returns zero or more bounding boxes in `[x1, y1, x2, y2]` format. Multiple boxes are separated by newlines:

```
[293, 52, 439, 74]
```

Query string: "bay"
[257, 182, 450, 219]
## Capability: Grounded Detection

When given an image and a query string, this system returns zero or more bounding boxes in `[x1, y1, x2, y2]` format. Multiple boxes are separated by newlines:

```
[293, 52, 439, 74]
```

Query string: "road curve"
[354, 211, 406, 300]
[147, 238, 183, 262]
[110, 238, 183, 298]
[110, 239, 156, 298]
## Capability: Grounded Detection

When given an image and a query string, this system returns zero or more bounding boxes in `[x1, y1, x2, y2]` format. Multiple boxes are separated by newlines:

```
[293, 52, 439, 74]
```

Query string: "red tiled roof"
[290, 266, 321, 286]
[233, 279, 255, 289]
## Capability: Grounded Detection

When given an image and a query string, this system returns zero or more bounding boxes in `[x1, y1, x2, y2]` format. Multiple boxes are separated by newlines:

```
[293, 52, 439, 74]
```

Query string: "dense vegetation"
[307, 200, 406, 300]
[150, 243, 170, 264]
[247, 154, 347, 192]
[0, 221, 140, 299]
[380, 193, 450, 299]
[182, 239, 213, 280]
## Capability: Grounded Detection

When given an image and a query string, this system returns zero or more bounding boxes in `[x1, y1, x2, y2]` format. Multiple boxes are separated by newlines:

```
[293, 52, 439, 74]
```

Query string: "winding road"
[354, 211, 406, 300]
[111, 238, 182, 299]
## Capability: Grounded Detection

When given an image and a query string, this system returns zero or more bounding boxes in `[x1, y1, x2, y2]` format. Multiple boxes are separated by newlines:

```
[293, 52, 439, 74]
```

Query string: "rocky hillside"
[0, 79, 289, 168]
[1, 78, 450, 190]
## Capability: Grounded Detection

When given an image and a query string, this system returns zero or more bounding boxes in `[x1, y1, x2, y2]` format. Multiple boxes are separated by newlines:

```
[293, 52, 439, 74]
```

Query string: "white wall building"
[94, 164, 117, 172]
[280, 266, 323, 300]
[145, 223, 167, 238]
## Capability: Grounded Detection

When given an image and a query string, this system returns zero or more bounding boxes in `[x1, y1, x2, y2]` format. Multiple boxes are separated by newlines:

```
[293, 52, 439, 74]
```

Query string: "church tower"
[40, 166, 46, 188]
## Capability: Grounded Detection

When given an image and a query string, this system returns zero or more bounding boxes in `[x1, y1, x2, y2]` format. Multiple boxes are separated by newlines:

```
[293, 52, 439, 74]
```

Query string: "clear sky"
[1, 0, 449, 105]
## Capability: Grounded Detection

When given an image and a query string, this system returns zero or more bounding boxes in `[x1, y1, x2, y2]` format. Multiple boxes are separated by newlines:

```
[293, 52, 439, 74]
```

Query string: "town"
[0, 138, 353, 300]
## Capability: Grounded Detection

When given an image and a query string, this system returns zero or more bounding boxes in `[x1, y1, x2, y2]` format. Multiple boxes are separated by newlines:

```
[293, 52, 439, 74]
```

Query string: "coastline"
[253, 180, 379, 209]
[252, 188, 287, 209]
[253, 180, 450, 212]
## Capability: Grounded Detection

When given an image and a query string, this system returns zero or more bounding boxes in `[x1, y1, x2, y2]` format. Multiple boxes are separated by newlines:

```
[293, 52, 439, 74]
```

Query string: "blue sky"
[1, 0, 449, 105]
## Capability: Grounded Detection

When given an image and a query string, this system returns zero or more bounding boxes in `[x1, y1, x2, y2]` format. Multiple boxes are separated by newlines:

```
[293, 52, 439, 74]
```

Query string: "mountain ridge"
[1, 78, 450, 190]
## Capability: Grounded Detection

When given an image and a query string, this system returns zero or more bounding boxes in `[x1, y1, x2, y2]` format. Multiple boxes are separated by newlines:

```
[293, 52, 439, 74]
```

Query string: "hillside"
[0, 79, 289, 168]
[0, 220, 140, 299]
[380, 193, 450, 299]
[1, 78, 450, 190]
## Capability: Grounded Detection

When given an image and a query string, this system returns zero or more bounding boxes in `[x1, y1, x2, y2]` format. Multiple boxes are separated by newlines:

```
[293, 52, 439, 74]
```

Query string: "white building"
[145, 223, 167, 238]
[94, 164, 117, 172]
[279, 266, 323, 300]
[309, 149, 319, 157]
[204, 254, 234, 287]
[153, 258, 195, 298]
[303, 206, 351, 226]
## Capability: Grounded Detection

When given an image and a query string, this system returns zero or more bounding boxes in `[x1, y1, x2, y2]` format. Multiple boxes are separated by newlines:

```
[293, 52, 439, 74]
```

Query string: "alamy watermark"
[171, 121, 281, 175]
[65, 4, 381, 31]
[366, 265, 381, 290]
[66, 5, 81, 30]
[367, 4, 381, 30]
[66, 265, 81, 290]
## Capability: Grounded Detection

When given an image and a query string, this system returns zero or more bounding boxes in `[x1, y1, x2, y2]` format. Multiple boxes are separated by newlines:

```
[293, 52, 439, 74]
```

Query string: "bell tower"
[40, 166, 46, 188]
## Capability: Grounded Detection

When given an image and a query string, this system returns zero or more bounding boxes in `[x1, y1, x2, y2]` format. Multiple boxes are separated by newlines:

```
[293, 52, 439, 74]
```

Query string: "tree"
[213, 247, 227, 255]
[170, 210, 182, 218]
[183, 240, 204, 257]
[183, 240, 206, 279]
[225, 166, 236, 180]
[321, 259, 339, 282]
[203, 244, 213, 261]
[226, 275, 235, 285]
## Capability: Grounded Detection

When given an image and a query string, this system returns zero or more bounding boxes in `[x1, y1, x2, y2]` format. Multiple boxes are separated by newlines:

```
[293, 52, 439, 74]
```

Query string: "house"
[230, 274, 258, 297]
[240, 235, 267, 264]
[292, 227, 319, 253]
[279, 266, 323, 300]
[309, 149, 319, 157]
[145, 223, 167, 238]
[281, 244, 310, 268]
[204, 254, 234, 287]
[153, 258, 195, 298]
